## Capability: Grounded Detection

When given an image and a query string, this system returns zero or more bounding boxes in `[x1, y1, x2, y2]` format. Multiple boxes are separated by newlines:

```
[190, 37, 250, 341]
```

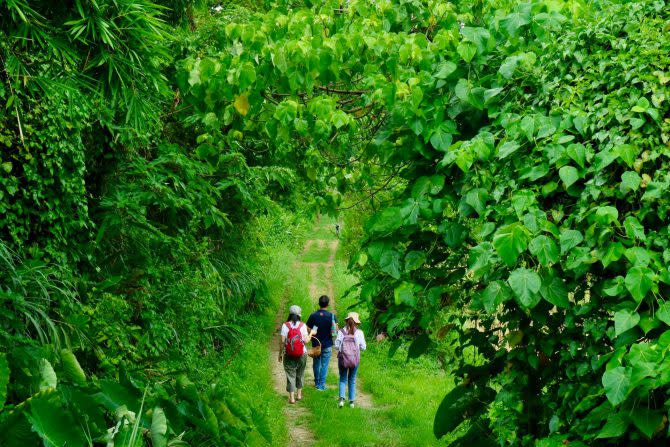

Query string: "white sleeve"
[280, 323, 288, 338]
[301, 324, 309, 341]
[335, 330, 343, 351]
[357, 330, 367, 351]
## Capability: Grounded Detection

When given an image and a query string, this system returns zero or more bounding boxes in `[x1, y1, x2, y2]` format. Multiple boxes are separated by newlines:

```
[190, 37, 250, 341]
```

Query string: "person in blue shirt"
[306, 295, 338, 390]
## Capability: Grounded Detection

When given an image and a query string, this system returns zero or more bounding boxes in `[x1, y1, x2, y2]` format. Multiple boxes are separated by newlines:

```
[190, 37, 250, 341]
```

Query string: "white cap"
[289, 305, 302, 316]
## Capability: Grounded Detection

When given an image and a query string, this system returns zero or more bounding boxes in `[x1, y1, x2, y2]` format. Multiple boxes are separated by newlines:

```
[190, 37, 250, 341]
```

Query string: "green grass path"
[268, 218, 454, 447]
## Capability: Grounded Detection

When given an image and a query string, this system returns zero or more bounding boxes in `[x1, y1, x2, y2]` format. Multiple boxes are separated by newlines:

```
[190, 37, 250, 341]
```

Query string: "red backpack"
[284, 322, 305, 357]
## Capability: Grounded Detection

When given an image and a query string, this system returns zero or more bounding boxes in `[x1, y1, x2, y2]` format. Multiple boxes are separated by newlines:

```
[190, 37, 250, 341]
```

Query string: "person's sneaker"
[338, 398, 345, 408]
[349, 401, 355, 408]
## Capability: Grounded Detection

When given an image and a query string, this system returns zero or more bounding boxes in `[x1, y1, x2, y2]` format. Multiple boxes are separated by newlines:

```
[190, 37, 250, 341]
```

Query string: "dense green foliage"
[3, 0, 670, 445]
[203, 0, 670, 444]
[0, 0, 308, 445]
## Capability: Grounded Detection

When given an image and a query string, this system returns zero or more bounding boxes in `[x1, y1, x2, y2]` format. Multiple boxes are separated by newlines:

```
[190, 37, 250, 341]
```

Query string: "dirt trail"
[269, 232, 374, 446]
[269, 256, 316, 446]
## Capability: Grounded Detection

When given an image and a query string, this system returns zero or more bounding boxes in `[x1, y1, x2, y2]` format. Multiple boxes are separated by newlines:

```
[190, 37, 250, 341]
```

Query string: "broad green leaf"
[497, 141, 520, 159]
[405, 251, 426, 272]
[602, 366, 632, 406]
[369, 207, 404, 233]
[457, 41, 477, 63]
[597, 413, 629, 439]
[616, 144, 640, 168]
[508, 268, 542, 309]
[394, 282, 417, 306]
[620, 171, 641, 193]
[26, 395, 86, 447]
[528, 235, 558, 266]
[481, 281, 511, 313]
[539, 276, 569, 308]
[656, 301, 670, 326]
[623, 216, 645, 241]
[430, 126, 453, 151]
[464, 189, 488, 216]
[624, 247, 650, 267]
[39, 359, 57, 391]
[558, 165, 579, 188]
[434, 386, 494, 439]
[566, 143, 586, 169]
[380, 249, 402, 279]
[624, 266, 653, 303]
[613, 309, 640, 336]
[435, 61, 457, 79]
[630, 407, 663, 439]
[151, 407, 168, 447]
[500, 12, 531, 36]
[442, 222, 467, 248]
[493, 223, 529, 266]
[559, 229, 583, 254]
[407, 333, 432, 360]
[594, 206, 619, 226]
[60, 349, 86, 386]
[628, 343, 659, 381]
[601, 242, 625, 268]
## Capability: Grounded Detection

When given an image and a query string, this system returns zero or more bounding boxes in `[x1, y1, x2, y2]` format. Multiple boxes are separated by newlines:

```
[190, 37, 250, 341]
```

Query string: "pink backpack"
[338, 328, 360, 368]
[285, 322, 305, 357]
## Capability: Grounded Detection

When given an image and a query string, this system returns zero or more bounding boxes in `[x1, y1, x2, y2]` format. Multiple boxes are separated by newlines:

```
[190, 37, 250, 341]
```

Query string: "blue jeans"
[312, 346, 332, 389]
[338, 362, 359, 402]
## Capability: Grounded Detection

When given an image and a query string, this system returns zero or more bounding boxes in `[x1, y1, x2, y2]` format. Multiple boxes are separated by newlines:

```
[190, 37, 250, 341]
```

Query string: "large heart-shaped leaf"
[602, 367, 632, 406]
[508, 268, 542, 309]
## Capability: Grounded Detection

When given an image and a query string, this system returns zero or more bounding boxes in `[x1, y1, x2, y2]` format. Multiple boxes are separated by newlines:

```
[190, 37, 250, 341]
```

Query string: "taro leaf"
[539, 276, 569, 308]
[434, 385, 495, 439]
[613, 309, 640, 336]
[60, 349, 86, 386]
[407, 333, 432, 361]
[26, 394, 86, 447]
[151, 407, 168, 447]
[508, 268, 542, 309]
[596, 413, 629, 439]
[630, 407, 663, 439]
[657, 301, 670, 326]
[602, 366, 632, 406]
[95, 379, 141, 412]
[559, 229, 583, 254]
[528, 235, 558, 266]
[481, 281, 511, 313]
[394, 281, 418, 306]
[39, 359, 57, 391]
[625, 266, 653, 303]
[559, 165, 579, 188]
[493, 223, 528, 266]
[0, 353, 8, 409]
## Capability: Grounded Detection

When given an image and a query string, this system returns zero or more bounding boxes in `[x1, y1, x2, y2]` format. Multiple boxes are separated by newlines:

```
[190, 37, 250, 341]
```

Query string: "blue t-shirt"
[306, 309, 337, 349]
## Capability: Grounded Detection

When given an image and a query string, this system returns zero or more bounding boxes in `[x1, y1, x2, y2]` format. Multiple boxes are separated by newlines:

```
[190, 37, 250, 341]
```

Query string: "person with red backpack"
[335, 312, 366, 408]
[279, 305, 316, 404]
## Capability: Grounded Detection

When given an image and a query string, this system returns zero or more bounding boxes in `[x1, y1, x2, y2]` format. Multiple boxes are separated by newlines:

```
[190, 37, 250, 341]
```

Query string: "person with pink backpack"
[279, 305, 316, 404]
[335, 312, 366, 408]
